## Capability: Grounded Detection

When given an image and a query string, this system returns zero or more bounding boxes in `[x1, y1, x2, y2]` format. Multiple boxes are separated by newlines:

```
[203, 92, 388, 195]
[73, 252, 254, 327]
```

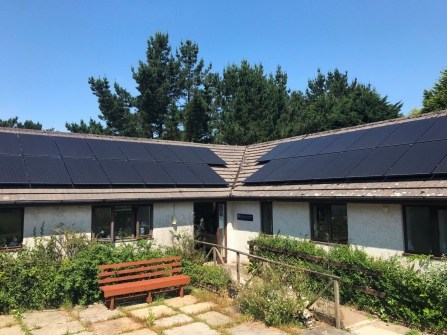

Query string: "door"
[261, 202, 273, 235]
[216, 202, 226, 263]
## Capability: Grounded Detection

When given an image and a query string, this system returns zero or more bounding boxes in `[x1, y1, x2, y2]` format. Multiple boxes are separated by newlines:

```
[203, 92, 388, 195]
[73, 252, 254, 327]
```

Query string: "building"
[1, 110, 447, 262]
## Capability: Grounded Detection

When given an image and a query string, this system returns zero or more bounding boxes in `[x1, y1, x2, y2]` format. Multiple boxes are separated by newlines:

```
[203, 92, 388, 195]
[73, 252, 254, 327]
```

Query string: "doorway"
[261, 202, 273, 235]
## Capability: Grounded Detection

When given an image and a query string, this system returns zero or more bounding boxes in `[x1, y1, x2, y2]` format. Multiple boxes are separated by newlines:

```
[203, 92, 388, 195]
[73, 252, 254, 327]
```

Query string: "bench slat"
[98, 256, 181, 270]
[98, 268, 182, 284]
[98, 262, 182, 278]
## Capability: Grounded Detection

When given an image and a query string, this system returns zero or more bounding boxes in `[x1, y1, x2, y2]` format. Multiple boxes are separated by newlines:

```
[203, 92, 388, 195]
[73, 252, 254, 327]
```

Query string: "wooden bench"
[98, 256, 190, 310]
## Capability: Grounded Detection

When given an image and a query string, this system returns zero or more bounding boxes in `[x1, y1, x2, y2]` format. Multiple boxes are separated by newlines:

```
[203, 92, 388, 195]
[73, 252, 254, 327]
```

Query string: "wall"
[273, 202, 310, 238]
[152, 202, 194, 247]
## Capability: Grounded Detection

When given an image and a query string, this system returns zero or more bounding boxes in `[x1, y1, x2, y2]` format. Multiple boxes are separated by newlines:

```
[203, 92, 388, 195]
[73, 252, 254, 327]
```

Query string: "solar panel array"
[248, 115, 447, 184]
[0, 134, 227, 187]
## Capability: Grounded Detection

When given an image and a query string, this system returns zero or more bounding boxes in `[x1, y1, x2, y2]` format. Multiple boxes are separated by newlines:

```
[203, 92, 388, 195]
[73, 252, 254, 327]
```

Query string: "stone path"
[0, 295, 421, 335]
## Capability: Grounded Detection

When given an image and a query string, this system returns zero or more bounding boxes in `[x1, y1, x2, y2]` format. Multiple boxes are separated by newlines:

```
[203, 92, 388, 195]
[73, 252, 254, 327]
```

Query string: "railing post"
[236, 252, 240, 284]
[334, 279, 340, 329]
[213, 247, 217, 267]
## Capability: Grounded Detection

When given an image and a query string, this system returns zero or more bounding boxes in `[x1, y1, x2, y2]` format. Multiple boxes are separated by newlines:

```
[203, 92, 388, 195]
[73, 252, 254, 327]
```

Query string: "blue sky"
[1, 0, 446, 131]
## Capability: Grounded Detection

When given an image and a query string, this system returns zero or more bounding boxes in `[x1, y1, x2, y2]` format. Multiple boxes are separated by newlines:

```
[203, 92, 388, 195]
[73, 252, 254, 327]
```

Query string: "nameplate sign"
[237, 214, 253, 221]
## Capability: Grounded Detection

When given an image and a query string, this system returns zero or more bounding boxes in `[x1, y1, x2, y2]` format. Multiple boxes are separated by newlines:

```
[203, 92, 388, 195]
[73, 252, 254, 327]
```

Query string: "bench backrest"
[98, 256, 183, 286]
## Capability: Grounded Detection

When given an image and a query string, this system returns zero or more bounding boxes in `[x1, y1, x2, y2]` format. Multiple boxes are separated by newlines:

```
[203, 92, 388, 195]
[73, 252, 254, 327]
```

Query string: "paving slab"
[130, 305, 177, 320]
[0, 315, 16, 328]
[0, 325, 24, 335]
[179, 302, 217, 315]
[74, 332, 94, 335]
[228, 323, 287, 335]
[78, 304, 123, 323]
[22, 310, 71, 329]
[197, 311, 233, 326]
[339, 306, 371, 328]
[126, 329, 158, 335]
[90, 317, 142, 335]
[368, 321, 412, 334]
[163, 322, 219, 335]
[164, 295, 198, 308]
[31, 320, 85, 335]
[303, 325, 347, 335]
[153, 314, 193, 328]
[352, 325, 402, 335]
[123, 302, 151, 311]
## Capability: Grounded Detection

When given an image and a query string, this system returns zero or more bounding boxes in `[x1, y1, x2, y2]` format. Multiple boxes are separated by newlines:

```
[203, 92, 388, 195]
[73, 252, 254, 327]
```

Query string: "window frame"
[92, 204, 153, 241]
[310, 203, 348, 244]
[0, 207, 24, 251]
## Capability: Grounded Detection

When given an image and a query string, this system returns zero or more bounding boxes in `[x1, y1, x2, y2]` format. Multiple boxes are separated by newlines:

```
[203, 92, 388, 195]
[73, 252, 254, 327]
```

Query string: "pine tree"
[422, 67, 447, 113]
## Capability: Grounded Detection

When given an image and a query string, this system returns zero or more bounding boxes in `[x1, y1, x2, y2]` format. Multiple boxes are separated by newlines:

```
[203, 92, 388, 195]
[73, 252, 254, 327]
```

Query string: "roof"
[1, 110, 447, 204]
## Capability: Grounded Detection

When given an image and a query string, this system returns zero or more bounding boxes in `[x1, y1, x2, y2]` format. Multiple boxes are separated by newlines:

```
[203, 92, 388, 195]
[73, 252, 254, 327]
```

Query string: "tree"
[65, 118, 113, 135]
[0, 117, 43, 130]
[183, 89, 211, 143]
[422, 67, 447, 113]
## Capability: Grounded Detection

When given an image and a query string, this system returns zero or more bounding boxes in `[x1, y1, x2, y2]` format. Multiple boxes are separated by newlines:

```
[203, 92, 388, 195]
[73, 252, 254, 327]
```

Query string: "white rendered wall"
[272, 202, 310, 238]
[152, 202, 194, 248]
[347, 203, 404, 258]
[226, 201, 261, 263]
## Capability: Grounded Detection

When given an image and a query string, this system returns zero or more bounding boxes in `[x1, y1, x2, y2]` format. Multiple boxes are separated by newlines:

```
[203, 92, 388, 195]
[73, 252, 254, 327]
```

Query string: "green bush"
[250, 234, 447, 333]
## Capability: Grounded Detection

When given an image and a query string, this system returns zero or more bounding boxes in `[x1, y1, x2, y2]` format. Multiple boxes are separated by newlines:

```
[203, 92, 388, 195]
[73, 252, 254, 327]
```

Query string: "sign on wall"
[237, 214, 253, 221]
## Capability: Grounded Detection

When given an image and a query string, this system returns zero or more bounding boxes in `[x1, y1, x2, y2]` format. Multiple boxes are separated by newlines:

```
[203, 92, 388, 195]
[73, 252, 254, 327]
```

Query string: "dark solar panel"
[296, 134, 340, 157]
[54, 137, 94, 158]
[315, 150, 372, 180]
[19, 134, 60, 157]
[348, 144, 411, 178]
[191, 146, 226, 165]
[159, 162, 202, 185]
[263, 157, 312, 182]
[0, 156, 28, 184]
[433, 156, 447, 175]
[168, 145, 205, 163]
[116, 141, 155, 161]
[185, 163, 228, 185]
[347, 124, 399, 150]
[144, 143, 180, 162]
[0, 133, 21, 155]
[275, 138, 316, 159]
[130, 161, 175, 185]
[385, 140, 447, 176]
[257, 141, 295, 162]
[380, 118, 436, 147]
[287, 153, 340, 181]
[99, 160, 144, 185]
[86, 139, 125, 160]
[419, 115, 447, 143]
[244, 159, 289, 183]
[63, 158, 110, 185]
[321, 130, 368, 154]
[24, 156, 71, 185]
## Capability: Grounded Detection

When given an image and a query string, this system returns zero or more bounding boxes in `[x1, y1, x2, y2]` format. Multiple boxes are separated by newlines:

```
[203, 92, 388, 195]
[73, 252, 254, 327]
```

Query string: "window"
[311, 204, 348, 243]
[93, 205, 152, 240]
[0, 208, 23, 249]
[404, 206, 447, 256]
[260, 202, 273, 235]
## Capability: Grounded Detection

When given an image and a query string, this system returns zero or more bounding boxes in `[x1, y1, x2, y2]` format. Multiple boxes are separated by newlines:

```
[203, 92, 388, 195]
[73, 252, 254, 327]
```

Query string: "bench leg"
[110, 297, 115, 311]
[146, 292, 152, 303]
[180, 286, 184, 298]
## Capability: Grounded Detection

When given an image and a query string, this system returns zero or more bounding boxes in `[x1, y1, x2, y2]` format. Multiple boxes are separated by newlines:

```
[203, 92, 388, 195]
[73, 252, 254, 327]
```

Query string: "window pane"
[0, 209, 23, 248]
[261, 203, 273, 235]
[438, 210, 447, 254]
[405, 207, 432, 254]
[137, 206, 151, 236]
[331, 205, 348, 243]
[312, 205, 327, 240]
[94, 207, 111, 239]
[115, 205, 133, 239]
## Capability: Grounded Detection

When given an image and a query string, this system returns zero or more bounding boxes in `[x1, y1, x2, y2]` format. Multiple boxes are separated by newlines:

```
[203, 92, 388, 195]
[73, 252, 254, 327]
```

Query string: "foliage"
[0, 116, 45, 130]
[408, 107, 422, 116]
[250, 234, 447, 333]
[65, 117, 114, 135]
[422, 67, 447, 113]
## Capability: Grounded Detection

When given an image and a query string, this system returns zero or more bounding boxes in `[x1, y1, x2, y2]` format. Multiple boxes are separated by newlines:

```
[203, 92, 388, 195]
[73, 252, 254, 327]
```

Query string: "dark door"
[261, 202, 273, 235]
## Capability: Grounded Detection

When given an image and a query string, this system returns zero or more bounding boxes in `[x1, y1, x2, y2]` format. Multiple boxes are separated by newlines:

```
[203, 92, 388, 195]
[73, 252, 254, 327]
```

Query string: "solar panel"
[380, 118, 436, 147]
[244, 159, 289, 183]
[159, 162, 202, 185]
[115, 141, 155, 161]
[24, 156, 71, 185]
[386, 140, 447, 176]
[130, 161, 175, 185]
[144, 143, 180, 162]
[168, 145, 205, 163]
[0, 156, 28, 184]
[275, 138, 316, 159]
[419, 115, 447, 142]
[433, 156, 447, 175]
[315, 149, 372, 180]
[86, 139, 125, 160]
[99, 160, 144, 185]
[296, 134, 340, 157]
[191, 146, 226, 165]
[54, 137, 94, 158]
[185, 163, 228, 185]
[320, 129, 368, 154]
[63, 157, 110, 185]
[347, 124, 399, 150]
[286, 153, 340, 181]
[19, 134, 60, 157]
[263, 156, 312, 182]
[0, 133, 21, 155]
[257, 141, 295, 162]
[348, 144, 411, 178]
